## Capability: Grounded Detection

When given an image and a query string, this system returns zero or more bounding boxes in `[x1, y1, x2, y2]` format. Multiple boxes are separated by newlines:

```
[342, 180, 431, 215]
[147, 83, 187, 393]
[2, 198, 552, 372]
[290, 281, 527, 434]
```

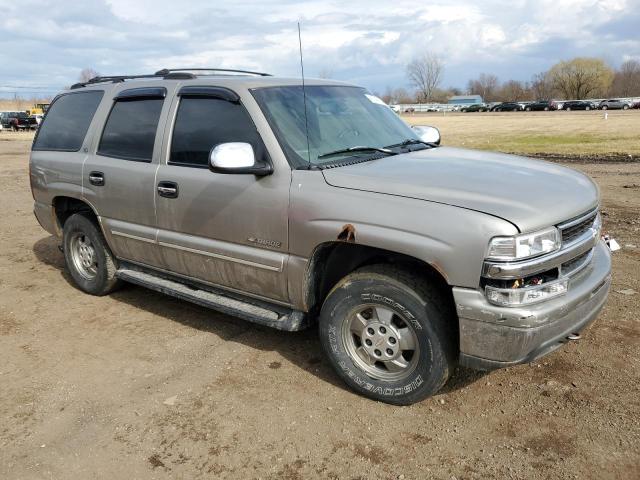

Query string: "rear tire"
[319, 265, 456, 405]
[63, 213, 121, 296]
[566, 107, 571, 111]
[623, 104, 629, 110]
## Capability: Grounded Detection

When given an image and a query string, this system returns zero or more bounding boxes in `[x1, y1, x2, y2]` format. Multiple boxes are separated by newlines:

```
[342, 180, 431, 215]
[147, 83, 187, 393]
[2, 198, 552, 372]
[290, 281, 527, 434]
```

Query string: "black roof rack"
[155, 68, 272, 77]
[69, 67, 272, 90]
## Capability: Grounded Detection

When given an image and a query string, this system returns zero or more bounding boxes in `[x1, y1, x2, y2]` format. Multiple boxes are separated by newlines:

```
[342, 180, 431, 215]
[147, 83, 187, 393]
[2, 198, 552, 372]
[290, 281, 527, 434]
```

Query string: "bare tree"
[78, 68, 100, 83]
[317, 67, 333, 79]
[406, 53, 444, 103]
[548, 58, 614, 99]
[497, 80, 528, 102]
[531, 71, 555, 100]
[610, 59, 640, 97]
[467, 73, 499, 102]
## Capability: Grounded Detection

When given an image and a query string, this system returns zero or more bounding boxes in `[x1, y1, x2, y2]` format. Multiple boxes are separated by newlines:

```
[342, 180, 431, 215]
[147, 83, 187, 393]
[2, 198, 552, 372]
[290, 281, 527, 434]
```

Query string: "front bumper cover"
[454, 240, 612, 370]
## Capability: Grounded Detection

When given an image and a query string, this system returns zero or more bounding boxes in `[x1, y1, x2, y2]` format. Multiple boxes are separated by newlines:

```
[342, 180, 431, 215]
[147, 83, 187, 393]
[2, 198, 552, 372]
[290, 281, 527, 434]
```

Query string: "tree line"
[380, 56, 640, 104]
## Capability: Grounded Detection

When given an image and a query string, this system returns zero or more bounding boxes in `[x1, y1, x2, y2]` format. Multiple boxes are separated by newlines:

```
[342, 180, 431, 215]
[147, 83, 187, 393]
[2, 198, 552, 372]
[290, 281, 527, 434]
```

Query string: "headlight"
[485, 278, 568, 306]
[486, 227, 560, 261]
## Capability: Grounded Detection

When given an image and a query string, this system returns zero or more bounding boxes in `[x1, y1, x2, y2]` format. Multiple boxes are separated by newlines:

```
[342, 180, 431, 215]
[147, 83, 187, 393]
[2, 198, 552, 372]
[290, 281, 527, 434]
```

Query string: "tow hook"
[566, 333, 581, 341]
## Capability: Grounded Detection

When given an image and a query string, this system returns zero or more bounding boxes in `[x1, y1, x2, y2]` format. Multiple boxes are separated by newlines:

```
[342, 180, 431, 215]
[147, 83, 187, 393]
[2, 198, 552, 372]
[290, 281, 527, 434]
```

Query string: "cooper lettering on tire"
[319, 264, 456, 405]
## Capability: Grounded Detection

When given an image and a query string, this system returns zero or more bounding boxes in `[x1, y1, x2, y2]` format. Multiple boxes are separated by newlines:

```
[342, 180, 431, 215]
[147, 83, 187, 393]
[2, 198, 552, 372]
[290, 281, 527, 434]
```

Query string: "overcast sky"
[1, 0, 639, 97]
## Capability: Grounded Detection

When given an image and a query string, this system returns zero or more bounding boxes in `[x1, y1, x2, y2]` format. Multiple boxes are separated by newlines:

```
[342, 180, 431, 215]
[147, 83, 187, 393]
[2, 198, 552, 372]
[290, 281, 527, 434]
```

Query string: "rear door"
[154, 86, 291, 303]
[83, 86, 171, 269]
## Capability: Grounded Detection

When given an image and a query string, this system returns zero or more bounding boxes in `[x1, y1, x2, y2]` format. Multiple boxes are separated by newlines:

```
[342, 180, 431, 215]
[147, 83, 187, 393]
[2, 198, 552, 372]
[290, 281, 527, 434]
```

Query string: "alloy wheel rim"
[342, 303, 420, 382]
[69, 233, 98, 280]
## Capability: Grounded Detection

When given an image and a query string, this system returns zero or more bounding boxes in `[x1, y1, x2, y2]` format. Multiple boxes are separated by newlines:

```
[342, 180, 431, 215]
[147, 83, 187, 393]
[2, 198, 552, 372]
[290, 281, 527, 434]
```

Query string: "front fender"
[288, 170, 518, 301]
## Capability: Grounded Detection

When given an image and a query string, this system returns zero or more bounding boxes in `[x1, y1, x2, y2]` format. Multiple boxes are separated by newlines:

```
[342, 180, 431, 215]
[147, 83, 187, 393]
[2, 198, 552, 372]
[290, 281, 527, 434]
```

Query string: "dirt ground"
[1, 132, 638, 479]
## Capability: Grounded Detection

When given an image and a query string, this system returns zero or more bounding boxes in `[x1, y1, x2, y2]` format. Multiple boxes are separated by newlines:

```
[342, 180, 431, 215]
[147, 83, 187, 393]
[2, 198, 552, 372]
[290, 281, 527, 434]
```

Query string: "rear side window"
[170, 97, 264, 167]
[98, 98, 164, 162]
[33, 91, 104, 151]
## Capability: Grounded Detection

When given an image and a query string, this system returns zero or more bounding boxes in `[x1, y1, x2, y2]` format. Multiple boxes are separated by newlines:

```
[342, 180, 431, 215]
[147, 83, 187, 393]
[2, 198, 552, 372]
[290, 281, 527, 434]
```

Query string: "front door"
[155, 88, 290, 304]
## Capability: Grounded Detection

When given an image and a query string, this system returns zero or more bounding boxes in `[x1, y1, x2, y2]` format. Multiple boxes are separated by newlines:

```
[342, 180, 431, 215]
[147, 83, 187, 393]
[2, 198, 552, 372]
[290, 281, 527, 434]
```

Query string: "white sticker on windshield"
[365, 94, 387, 106]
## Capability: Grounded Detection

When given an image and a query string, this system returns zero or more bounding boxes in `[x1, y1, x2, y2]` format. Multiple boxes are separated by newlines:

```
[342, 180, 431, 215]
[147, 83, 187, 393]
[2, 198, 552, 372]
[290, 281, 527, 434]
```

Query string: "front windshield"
[251, 85, 421, 167]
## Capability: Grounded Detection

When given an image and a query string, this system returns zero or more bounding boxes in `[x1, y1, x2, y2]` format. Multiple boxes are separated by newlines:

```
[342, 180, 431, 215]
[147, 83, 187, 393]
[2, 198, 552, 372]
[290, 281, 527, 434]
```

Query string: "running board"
[116, 268, 309, 331]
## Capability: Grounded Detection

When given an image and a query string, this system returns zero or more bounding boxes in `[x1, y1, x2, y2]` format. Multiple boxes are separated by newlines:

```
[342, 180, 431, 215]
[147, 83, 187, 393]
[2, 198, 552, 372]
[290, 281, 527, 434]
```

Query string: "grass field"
[403, 110, 640, 157]
[4, 109, 639, 158]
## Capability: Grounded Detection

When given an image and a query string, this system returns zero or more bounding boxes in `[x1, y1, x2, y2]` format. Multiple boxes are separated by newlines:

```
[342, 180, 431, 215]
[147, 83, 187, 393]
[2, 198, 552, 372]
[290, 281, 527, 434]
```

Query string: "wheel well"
[52, 197, 97, 231]
[305, 242, 453, 314]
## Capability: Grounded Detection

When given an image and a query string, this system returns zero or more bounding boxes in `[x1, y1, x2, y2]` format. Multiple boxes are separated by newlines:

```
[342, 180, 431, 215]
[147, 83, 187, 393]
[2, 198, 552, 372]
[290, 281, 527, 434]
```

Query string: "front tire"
[319, 265, 456, 405]
[63, 213, 121, 296]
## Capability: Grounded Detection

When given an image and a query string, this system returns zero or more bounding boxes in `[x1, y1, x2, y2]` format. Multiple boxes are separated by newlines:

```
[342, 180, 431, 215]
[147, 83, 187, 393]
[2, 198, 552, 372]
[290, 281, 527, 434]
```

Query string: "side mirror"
[411, 125, 441, 145]
[209, 142, 273, 176]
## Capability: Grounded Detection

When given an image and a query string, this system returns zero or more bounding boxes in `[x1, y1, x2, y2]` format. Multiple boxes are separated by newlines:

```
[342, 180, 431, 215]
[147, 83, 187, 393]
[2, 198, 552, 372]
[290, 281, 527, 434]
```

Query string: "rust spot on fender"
[337, 224, 356, 242]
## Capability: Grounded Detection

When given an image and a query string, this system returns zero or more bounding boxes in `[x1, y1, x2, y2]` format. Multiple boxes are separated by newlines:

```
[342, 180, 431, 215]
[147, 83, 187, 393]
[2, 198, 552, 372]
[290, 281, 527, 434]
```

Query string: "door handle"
[89, 171, 104, 186]
[157, 181, 179, 198]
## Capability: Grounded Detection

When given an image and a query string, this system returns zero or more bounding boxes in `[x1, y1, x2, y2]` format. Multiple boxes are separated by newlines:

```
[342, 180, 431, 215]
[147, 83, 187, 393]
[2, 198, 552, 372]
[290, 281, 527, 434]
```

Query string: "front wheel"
[319, 265, 456, 405]
[586, 106, 591, 111]
[63, 213, 121, 296]
[623, 104, 629, 110]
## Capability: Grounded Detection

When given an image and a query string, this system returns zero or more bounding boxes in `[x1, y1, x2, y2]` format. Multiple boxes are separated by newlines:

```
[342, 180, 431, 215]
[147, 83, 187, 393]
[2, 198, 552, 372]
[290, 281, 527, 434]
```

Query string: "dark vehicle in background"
[561, 101, 596, 111]
[0, 111, 38, 131]
[490, 102, 522, 112]
[632, 100, 640, 109]
[524, 100, 557, 111]
[598, 99, 631, 110]
[460, 103, 489, 112]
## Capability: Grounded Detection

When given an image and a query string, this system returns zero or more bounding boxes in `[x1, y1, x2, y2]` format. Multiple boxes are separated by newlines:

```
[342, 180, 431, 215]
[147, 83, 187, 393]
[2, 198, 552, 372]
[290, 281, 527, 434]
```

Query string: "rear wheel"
[623, 104, 629, 110]
[566, 107, 571, 111]
[319, 265, 456, 405]
[544, 106, 549, 111]
[586, 106, 591, 111]
[525, 106, 531, 111]
[602, 105, 608, 110]
[63, 213, 121, 296]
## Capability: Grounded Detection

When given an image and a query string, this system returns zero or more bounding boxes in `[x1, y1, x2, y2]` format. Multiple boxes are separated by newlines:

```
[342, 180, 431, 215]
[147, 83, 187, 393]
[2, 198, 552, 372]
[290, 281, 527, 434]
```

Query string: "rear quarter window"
[32, 90, 104, 151]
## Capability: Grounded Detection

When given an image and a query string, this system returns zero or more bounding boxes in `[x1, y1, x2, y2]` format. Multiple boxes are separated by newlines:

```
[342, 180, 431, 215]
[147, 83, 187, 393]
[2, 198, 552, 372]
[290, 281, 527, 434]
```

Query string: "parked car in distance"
[460, 103, 489, 112]
[0, 111, 38, 130]
[490, 102, 522, 112]
[598, 99, 631, 110]
[561, 100, 596, 111]
[632, 100, 640, 109]
[30, 68, 611, 405]
[524, 100, 557, 111]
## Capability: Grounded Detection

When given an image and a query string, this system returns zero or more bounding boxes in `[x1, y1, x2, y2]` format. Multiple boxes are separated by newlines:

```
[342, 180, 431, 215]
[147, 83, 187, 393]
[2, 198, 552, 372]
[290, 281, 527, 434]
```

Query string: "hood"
[321, 147, 598, 232]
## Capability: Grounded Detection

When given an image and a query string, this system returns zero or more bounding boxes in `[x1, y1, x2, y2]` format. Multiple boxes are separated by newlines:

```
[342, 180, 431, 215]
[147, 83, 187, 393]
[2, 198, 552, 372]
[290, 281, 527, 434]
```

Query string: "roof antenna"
[297, 22, 312, 169]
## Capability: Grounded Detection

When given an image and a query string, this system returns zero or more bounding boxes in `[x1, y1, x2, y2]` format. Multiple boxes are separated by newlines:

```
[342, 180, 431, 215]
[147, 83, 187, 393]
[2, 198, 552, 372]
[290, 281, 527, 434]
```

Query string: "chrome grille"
[559, 210, 597, 245]
[561, 250, 592, 276]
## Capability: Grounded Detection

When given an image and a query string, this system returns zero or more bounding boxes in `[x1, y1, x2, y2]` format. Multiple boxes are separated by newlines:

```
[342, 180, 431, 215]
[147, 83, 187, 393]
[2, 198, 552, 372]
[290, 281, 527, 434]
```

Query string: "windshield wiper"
[317, 146, 396, 159]
[384, 139, 435, 149]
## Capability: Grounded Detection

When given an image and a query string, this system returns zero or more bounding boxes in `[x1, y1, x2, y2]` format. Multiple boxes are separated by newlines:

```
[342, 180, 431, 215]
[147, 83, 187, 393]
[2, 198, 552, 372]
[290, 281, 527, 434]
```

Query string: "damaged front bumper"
[453, 240, 612, 370]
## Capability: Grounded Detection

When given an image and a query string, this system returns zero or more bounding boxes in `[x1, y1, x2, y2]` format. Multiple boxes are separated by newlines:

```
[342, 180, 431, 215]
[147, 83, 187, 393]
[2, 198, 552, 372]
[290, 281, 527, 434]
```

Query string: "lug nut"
[379, 326, 387, 334]
[386, 348, 393, 356]
[389, 337, 396, 344]
[365, 339, 372, 346]
[367, 327, 374, 335]
[374, 349, 381, 357]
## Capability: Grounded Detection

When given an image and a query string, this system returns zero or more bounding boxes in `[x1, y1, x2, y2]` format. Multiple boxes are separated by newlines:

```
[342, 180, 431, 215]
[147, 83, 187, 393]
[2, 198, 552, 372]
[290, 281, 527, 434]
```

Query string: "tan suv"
[30, 68, 611, 404]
